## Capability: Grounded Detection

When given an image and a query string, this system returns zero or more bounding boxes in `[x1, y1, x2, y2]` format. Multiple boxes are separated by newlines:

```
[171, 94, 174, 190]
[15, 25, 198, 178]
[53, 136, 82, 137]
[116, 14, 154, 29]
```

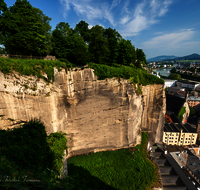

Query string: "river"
[154, 64, 178, 77]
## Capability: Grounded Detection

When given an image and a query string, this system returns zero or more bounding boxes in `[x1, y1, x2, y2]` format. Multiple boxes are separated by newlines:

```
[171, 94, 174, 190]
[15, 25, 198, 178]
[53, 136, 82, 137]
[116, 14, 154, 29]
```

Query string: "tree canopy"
[0, 0, 52, 56]
[52, 22, 88, 65]
[168, 73, 181, 80]
[0, 0, 147, 67]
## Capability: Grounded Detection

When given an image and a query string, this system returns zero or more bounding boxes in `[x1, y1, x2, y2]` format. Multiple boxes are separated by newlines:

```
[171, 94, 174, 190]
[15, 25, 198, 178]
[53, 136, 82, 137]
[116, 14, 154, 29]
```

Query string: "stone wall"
[0, 68, 166, 159]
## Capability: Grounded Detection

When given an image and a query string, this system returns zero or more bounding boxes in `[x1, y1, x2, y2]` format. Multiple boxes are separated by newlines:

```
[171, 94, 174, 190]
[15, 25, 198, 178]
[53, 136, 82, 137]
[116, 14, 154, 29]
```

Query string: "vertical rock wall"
[0, 68, 165, 159]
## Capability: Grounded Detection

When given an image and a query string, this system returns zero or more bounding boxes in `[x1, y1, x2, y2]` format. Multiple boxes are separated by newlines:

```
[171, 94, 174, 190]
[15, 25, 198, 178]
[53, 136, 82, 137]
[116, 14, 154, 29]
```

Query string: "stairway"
[150, 146, 187, 190]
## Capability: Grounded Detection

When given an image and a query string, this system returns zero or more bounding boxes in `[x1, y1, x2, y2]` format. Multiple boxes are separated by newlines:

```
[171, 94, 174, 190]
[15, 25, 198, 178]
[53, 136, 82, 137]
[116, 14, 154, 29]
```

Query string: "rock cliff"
[0, 68, 166, 159]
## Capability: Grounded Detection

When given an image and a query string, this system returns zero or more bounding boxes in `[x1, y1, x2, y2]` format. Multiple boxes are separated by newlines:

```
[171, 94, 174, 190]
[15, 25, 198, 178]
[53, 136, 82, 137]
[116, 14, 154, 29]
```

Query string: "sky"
[3, 0, 200, 59]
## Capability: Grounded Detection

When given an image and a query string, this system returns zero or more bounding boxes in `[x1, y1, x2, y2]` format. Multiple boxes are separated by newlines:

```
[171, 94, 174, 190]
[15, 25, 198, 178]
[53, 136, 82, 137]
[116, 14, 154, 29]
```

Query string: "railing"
[0, 54, 57, 60]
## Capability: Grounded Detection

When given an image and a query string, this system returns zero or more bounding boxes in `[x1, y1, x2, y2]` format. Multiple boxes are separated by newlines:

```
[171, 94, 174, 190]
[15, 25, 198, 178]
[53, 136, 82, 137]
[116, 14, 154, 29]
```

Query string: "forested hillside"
[0, 0, 146, 67]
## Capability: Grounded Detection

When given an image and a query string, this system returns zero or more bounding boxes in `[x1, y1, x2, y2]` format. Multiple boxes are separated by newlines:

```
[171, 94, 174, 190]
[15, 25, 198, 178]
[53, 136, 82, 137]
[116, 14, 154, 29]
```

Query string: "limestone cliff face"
[0, 68, 166, 159]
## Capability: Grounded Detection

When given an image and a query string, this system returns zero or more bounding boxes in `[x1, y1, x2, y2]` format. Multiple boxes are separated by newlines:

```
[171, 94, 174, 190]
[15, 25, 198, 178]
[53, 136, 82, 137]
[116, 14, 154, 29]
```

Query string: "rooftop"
[186, 150, 200, 181]
[188, 96, 200, 101]
[164, 123, 197, 133]
[177, 80, 199, 85]
[163, 79, 177, 82]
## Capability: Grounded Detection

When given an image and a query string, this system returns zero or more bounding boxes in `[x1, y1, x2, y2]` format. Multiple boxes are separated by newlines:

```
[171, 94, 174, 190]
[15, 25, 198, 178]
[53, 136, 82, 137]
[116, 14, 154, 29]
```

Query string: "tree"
[136, 48, 146, 67]
[103, 27, 122, 65]
[171, 67, 177, 73]
[117, 39, 136, 66]
[168, 73, 181, 80]
[74, 20, 91, 44]
[0, 0, 8, 45]
[89, 25, 109, 64]
[189, 106, 195, 117]
[52, 22, 88, 65]
[0, 0, 52, 56]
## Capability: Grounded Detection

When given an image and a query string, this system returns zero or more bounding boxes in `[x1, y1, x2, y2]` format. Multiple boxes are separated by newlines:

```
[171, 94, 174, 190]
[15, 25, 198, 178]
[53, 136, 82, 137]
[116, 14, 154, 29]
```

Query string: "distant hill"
[147, 55, 177, 62]
[174, 53, 200, 60]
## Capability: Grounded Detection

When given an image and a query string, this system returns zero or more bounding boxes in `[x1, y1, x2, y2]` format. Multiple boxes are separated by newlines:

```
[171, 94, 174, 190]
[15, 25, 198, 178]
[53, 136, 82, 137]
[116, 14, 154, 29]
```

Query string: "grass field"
[67, 132, 161, 190]
[179, 60, 200, 62]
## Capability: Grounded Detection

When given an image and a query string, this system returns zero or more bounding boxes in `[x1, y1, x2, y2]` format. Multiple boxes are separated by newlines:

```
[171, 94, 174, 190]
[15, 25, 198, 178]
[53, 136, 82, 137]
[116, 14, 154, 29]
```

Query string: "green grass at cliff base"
[67, 132, 160, 190]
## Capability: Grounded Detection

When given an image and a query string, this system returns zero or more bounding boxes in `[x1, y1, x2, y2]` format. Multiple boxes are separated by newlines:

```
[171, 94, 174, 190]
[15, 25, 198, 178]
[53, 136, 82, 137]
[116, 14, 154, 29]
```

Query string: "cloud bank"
[60, 0, 173, 36]
[142, 29, 196, 49]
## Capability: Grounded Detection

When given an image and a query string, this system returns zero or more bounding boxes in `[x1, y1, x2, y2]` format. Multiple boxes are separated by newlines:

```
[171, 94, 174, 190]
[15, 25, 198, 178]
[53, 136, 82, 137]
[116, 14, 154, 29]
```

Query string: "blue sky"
[4, 0, 200, 59]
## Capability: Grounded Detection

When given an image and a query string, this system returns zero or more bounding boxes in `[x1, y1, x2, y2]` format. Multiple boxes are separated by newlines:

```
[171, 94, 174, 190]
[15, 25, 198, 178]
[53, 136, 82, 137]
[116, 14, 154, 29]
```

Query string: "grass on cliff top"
[67, 132, 161, 190]
[0, 57, 75, 82]
[88, 62, 164, 85]
[0, 57, 164, 86]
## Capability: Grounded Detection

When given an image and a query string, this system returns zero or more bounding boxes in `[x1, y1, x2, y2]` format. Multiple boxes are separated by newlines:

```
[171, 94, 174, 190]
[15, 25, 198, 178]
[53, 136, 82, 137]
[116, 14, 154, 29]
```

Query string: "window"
[175, 141, 177, 143]
[165, 140, 167, 142]
[181, 138, 183, 140]
[181, 141, 183, 143]
[185, 141, 187, 143]
[186, 138, 188, 140]
[192, 141, 194, 143]
[192, 138, 194, 140]
[165, 137, 167, 139]
[170, 137, 171, 139]
[176, 138, 177, 139]
[172, 137, 174, 139]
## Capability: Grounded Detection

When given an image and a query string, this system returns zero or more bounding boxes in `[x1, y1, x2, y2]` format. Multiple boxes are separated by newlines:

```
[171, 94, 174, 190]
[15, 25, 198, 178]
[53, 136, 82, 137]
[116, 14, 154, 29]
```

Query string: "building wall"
[163, 132, 197, 145]
[188, 100, 200, 111]
[182, 102, 190, 123]
[164, 81, 176, 88]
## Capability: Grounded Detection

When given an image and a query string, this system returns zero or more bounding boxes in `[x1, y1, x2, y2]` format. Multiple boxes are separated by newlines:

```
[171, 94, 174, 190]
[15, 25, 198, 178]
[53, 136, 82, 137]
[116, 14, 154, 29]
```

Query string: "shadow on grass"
[68, 163, 118, 190]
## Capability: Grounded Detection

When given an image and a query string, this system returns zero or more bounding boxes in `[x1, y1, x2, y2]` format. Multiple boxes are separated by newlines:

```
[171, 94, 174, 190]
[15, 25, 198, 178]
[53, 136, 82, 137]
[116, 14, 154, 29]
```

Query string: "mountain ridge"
[148, 53, 200, 62]
[147, 55, 177, 62]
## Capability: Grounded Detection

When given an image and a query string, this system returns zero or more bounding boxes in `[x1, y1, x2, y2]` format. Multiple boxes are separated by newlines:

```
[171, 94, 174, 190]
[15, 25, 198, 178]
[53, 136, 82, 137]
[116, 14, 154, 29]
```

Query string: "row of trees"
[0, 0, 146, 67]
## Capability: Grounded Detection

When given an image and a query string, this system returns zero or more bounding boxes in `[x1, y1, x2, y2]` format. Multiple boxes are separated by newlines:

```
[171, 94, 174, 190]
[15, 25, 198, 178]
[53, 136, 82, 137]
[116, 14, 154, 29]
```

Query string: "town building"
[165, 145, 200, 187]
[168, 86, 185, 94]
[176, 80, 199, 90]
[151, 72, 160, 78]
[163, 123, 197, 146]
[150, 144, 197, 189]
[163, 79, 177, 88]
[188, 96, 200, 112]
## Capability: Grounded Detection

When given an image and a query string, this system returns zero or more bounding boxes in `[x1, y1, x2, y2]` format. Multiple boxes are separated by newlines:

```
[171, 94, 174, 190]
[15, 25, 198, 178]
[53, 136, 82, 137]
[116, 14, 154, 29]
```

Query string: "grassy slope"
[67, 132, 161, 190]
[0, 58, 164, 89]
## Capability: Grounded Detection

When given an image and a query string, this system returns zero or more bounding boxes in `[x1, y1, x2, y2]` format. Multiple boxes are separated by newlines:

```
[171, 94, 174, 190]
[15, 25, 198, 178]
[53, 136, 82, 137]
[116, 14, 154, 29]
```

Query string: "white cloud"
[159, 0, 172, 16]
[142, 29, 195, 49]
[110, 0, 121, 10]
[60, 0, 117, 26]
[60, 0, 173, 36]
[120, 0, 172, 37]
[120, 16, 130, 24]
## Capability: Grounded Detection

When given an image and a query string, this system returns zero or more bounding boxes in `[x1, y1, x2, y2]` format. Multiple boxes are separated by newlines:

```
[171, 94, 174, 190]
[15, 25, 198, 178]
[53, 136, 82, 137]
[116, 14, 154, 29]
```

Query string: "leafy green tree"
[168, 73, 181, 80]
[103, 27, 122, 65]
[52, 22, 88, 65]
[189, 106, 195, 116]
[0, 0, 52, 56]
[136, 48, 146, 67]
[74, 20, 91, 44]
[89, 25, 109, 64]
[171, 67, 177, 73]
[0, 0, 8, 45]
[117, 39, 136, 66]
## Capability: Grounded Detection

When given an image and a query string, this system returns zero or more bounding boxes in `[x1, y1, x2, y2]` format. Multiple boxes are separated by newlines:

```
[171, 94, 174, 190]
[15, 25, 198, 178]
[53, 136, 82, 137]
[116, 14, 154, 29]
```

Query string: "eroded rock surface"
[0, 68, 166, 158]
